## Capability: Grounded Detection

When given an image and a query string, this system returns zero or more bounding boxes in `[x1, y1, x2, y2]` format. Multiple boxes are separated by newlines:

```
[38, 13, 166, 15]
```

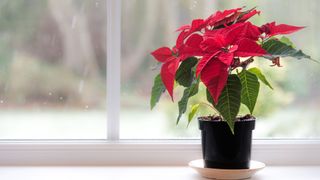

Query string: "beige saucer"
[189, 159, 265, 179]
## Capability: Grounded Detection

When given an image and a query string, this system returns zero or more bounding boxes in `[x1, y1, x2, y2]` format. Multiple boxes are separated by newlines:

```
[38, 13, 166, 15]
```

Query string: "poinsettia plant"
[150, 7, 314, 133]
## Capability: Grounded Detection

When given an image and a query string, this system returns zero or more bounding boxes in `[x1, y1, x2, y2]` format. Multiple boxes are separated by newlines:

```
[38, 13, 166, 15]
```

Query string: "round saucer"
[189, 159, 265, 179]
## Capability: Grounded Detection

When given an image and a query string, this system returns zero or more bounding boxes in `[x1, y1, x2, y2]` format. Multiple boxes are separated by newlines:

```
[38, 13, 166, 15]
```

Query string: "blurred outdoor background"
[121, 0, 320, 139]
[0, 0, 107, 139]
[0, 0, 319, 139]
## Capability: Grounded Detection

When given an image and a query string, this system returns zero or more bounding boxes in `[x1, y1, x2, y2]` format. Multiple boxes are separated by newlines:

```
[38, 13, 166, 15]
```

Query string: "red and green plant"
[150, 7, 314, 133]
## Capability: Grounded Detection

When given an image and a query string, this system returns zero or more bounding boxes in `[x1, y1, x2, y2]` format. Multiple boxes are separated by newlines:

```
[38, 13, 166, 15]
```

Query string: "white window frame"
[0, 0, 319, 166]
[107, 0, 120, 141]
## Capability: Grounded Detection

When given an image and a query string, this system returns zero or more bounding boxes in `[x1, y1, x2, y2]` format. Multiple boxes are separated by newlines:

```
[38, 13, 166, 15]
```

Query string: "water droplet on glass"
[49, 92, 52, 96]
[95, 2, 99, 7]
[59, 97, 64, 100]
[85, 105, 89, 109]
[0, 100, 4, 104]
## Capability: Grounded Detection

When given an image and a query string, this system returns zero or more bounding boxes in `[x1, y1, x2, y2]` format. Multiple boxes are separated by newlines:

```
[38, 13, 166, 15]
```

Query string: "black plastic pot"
[198, 117, 255, 169]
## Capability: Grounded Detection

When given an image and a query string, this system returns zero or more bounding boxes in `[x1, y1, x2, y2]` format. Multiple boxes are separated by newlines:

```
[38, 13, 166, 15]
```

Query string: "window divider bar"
[106, 0, 121, 140]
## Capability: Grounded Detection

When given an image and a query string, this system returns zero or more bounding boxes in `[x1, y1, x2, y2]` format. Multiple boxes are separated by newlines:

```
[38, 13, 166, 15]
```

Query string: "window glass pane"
[121, 0, 320, 139]
[0, 0, 106, 139]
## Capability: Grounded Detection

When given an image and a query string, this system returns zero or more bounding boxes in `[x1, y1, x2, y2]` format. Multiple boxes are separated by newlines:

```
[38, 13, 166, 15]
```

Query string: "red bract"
[196, 23, 266, 103]
[160, 56, 181, 100]
[205, 8, 242, 27]
[237, 9, 260, 23]
[175, 7, 244, 45]
[151, 34, 204, 100]
[151, 47, 172, 62]
[259, 22, 304, 37]
[199, 23, 265, 65]
[201, 59, 229, 104]
[176, 8, 243, 34]
[179, 34, 204, 56]
[151, 47, 179, 100]
[176, 19, 205, 33]
[175, 19, 206, 47]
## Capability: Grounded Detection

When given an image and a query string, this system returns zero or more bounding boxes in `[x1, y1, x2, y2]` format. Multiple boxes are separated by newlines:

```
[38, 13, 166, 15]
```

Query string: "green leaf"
[262, 39, 311, 60]
[176, 79, 199, 125]
[212, 75, 242, 133]
[188, 103, 200, 127]
[150, 74, 166, 110]
[175, 57, 198, 87]
[239, 70, 260, 114]
[279, 36, 294, 48]
[206, 89, 214, 105]
[248, 67, 273, 90]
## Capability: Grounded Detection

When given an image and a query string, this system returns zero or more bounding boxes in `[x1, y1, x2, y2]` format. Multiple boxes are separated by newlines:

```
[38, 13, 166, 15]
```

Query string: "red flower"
[259, 22, 305, 37]
[197, 23, 266, 103]
[151, 8, 303, 104]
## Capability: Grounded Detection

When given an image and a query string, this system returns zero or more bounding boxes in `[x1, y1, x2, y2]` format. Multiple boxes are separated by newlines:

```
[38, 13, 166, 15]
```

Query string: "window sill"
[0, 166, 319, 180]
[0, 139, 319, 166]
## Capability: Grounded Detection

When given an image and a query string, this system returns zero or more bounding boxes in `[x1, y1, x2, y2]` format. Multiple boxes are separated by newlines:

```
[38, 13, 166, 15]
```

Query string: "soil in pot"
[199, 114, 255, 169]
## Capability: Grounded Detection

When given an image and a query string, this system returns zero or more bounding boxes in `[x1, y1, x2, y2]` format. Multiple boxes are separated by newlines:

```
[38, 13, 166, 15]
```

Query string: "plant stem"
[230, 57, 254, 72]
[240, 56, 254, 70]
[199, 102, 220, 115]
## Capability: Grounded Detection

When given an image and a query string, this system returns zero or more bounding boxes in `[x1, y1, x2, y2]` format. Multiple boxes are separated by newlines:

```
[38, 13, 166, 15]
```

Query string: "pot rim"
[198, 116, 256, 123]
